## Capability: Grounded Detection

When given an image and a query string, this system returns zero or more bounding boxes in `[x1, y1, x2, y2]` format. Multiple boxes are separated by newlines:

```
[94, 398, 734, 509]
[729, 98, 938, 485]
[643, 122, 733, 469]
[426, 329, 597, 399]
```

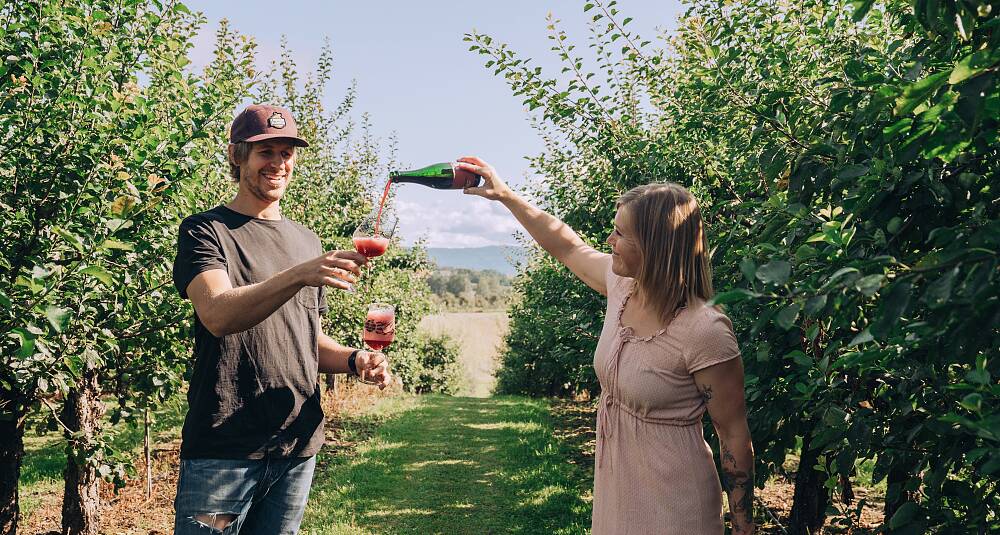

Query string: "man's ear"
[227, 144, 238, 166]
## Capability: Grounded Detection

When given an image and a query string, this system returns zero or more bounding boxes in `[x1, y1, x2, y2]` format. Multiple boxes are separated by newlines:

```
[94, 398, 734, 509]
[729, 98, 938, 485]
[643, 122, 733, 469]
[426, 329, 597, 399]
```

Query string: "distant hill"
[423, 246, 527, 276]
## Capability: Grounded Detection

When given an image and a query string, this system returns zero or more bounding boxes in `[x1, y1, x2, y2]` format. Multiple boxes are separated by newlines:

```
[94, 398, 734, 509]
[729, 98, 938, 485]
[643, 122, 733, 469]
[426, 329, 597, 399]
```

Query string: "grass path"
[301, 394, 592, 535]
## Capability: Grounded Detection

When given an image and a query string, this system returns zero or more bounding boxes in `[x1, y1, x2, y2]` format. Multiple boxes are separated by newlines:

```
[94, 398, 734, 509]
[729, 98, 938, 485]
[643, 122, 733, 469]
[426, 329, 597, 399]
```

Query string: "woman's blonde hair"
[616, 183, 714, 322]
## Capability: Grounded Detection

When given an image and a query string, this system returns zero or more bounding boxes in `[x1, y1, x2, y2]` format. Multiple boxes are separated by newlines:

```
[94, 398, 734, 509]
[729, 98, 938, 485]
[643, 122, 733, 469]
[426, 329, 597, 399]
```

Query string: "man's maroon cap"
[229, 104, 309, 147]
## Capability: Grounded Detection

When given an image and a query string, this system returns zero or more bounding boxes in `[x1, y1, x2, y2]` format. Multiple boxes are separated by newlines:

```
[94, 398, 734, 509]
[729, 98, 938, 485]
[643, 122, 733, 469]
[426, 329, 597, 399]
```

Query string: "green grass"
[301, 395, 592, 535]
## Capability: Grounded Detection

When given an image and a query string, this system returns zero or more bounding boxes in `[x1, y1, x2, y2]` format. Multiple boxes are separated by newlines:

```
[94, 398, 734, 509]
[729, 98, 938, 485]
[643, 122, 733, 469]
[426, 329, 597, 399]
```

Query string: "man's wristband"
[347, 349, 360, 376]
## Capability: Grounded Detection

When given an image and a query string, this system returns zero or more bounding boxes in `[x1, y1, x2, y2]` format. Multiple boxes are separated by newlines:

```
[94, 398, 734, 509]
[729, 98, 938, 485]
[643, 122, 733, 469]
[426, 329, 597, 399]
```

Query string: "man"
[171, 104, 391, 534]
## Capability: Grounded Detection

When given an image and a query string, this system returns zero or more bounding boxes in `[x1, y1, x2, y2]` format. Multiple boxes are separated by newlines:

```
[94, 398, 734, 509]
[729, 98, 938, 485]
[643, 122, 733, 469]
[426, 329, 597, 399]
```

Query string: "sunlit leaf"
[755, 261, 791, 285]
[45, 306, 71, 333]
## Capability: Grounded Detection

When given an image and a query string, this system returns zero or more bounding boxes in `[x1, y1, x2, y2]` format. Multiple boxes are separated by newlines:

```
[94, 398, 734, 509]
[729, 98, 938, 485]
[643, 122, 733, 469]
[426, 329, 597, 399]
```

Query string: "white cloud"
[394, 196, 521, 248]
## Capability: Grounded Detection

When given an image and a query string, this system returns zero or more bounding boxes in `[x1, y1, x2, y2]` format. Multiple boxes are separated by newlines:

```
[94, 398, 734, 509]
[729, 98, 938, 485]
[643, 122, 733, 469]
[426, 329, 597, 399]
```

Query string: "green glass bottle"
[389, 162, 481, 190]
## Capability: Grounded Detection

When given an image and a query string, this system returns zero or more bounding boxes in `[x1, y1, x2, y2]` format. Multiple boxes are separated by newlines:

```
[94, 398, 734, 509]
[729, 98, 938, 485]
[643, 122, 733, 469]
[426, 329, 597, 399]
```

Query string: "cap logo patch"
[267, 112, 286, 129]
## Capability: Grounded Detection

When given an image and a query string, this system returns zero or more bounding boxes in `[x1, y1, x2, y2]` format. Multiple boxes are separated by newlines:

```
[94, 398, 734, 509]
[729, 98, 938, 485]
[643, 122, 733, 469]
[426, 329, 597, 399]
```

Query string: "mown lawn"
[301, 394, 592, 535]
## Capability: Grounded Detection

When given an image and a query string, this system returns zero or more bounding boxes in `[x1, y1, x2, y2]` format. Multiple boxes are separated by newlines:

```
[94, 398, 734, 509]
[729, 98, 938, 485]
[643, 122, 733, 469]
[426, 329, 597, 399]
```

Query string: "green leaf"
[948, 48, 1000, 84]
[888, 502, 921, 529]
[923, 267, 957, 308]
[80, 265, 115, 286]
[854, 274, 884, 297]
[9, 327, 36, 358]
[823, 267, 860, 289]
[848, 329, 873, 347]
[64, 355, 81, 378]
[101, 239, 134, 251]
[756, 260, 791, 285]
[871, 280, 913, 340]
[790, 351, 812, 367]
[966, 368, 991, 385]
[739, 258, 756, 281]
[823, 406, 848, 426]
[46, 306, 71, 333]
[707, 289, 758, 306]
[894, 71, 949, 116]
[803, 295, 827, 317]
[851, 0, 874, 21]
[838, 164, 869, 179]
[960, 393, 983, 412]
[775, 302, 801, 330]
[53, 226, 86, 253]
[882, 118, 913, 138]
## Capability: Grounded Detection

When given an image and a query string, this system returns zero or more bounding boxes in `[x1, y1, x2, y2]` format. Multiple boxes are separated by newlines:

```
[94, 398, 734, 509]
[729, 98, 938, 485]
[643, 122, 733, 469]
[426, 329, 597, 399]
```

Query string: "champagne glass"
[345, 208, 397, 293]
[352, 208, 397, 259]
[359, 303, 395, 385]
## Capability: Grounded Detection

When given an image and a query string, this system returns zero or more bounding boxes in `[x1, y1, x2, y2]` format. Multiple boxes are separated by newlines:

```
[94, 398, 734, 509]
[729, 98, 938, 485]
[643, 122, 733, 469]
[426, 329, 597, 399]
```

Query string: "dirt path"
[419, 311, 509, 397]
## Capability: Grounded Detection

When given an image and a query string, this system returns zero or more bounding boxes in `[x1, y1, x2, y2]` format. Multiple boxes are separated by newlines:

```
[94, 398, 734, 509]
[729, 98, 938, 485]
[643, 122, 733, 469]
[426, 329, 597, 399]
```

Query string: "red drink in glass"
[363, 304, 395, 351]
[353, 236, 390, 258]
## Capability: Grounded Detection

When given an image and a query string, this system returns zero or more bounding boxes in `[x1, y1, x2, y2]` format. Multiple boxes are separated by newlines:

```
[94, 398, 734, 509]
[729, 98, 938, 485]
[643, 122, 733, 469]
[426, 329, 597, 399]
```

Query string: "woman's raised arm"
[457, 156, 610, 296]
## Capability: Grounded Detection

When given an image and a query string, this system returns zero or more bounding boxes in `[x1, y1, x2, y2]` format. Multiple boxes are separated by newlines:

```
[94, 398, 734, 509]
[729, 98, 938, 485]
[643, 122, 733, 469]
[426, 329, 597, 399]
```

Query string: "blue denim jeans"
[173, 456, 316, 534]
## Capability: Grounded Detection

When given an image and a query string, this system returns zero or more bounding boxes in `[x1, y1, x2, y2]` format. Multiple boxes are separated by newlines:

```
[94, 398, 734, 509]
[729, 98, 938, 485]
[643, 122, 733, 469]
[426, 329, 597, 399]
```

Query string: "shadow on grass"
[304, 395, 591, 535]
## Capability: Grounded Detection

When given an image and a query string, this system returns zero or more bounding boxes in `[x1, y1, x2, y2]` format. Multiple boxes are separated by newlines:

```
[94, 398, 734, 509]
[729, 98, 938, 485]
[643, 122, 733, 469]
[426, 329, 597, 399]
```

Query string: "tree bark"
[143, 406, 152, 500]
[60, 365, 103, 535]
[0, 409, 25, 535]
[884, 462, 914, 525]
[840, 473, 854, 506]
[789, 431, 829, 535]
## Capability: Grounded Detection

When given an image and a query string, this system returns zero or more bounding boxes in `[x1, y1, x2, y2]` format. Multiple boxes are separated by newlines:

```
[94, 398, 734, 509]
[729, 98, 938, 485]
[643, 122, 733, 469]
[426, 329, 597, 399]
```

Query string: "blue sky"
[186, 1, 684, 247]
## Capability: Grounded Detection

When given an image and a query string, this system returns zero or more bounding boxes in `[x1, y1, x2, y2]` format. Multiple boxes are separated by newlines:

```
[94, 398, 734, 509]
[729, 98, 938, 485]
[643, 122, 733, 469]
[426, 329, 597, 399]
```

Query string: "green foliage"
[426, 268, 513, 311]
[496, 256, 604, 397]
[390, 333, 463, 395]
[0, 0, 254, 501]
[471, 0, 999, 530]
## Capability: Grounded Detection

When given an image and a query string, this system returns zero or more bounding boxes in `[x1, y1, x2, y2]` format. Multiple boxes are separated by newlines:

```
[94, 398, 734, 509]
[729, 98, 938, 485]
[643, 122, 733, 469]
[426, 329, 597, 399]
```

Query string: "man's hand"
[356, 351, 392, 390]
[295, 250, 367, 290]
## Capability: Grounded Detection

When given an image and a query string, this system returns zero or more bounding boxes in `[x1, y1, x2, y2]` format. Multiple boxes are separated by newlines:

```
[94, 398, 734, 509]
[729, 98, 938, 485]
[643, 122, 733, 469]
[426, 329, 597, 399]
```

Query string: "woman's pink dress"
[591, 264, 741, 534]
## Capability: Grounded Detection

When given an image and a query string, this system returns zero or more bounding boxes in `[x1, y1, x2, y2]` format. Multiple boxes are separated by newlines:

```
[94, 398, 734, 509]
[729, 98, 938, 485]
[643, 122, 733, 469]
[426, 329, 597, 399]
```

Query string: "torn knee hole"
[190, 512, 238, 531]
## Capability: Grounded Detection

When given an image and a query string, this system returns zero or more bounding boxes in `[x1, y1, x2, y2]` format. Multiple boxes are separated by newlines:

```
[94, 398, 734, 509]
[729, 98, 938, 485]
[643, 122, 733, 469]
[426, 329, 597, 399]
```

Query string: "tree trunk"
[884, 463, 914, 525]
[840, 473, 854, 506]
[61, 365, 103, 535]
[789, 431, 829, 534]
[143, 406, 152, 500]
[0, 409, 25, 535]
[325, 373, 336, 395]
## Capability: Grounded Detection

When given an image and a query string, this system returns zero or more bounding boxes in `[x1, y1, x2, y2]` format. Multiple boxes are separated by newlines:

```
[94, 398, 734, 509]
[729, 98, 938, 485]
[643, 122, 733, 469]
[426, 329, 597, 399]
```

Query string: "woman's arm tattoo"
[720, 442, 754, 532]
[699, 384, 713, 403]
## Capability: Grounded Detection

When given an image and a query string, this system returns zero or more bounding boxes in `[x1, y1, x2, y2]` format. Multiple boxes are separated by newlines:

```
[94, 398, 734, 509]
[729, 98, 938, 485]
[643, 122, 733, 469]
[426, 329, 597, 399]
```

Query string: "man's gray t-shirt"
[172, 206, 328, 459]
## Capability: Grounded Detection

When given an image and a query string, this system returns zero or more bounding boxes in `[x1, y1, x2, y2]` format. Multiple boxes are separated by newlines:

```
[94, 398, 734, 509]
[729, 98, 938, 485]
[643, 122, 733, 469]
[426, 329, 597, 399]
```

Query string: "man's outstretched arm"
[185, 250, 364, 337]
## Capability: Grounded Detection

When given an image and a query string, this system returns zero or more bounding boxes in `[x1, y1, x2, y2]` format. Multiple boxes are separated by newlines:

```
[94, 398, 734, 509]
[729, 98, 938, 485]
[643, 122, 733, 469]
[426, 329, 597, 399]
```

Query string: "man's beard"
[247, 176, 285, 203]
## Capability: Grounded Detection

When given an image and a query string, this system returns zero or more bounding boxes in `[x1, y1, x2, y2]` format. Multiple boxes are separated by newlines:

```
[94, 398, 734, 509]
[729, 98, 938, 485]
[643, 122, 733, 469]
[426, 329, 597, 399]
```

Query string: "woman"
[457, 156, 755, 534]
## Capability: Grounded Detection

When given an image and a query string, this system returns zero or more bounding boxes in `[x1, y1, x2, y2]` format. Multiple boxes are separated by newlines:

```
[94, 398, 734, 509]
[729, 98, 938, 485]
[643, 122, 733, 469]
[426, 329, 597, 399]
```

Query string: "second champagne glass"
[359, 303, 395, 385]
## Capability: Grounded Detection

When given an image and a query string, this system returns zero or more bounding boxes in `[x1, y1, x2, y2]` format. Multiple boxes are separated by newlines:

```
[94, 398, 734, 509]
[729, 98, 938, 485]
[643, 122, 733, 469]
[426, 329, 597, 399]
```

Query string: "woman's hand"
[455, 156, 513, 202]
